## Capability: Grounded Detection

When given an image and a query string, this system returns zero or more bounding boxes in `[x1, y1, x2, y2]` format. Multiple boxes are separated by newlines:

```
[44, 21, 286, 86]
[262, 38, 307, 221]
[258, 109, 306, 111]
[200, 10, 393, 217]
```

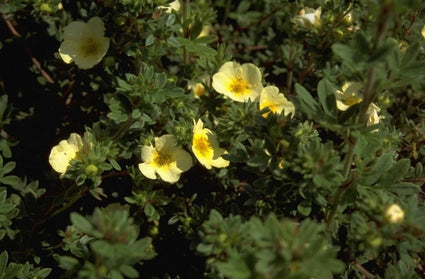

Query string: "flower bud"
[385, 204, 404, 224]
[85, 164, 98, 175]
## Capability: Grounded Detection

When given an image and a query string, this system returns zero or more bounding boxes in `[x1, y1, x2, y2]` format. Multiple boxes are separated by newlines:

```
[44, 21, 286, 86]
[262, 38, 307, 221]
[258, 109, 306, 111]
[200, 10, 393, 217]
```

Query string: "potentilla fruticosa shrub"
[0, 0, 425, 278]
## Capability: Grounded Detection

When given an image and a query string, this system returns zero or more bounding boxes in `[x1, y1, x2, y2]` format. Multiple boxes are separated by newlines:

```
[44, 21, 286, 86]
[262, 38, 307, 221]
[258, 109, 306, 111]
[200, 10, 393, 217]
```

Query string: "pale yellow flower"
[335, 82, 382, 127]
[421, 25, 425, 39]
[59, 17, 110, 69]
[259, 86, 295, 118]
[159, 0, 180, 13]
[49, 133, 90, 175]
[192, 119, 229, 169]
[188, 74, 209, 98]
[189, 82, 206, 98]
[292, 7, 322, 29]
[212, 61, 263, 102]
[385, 204, 404, 224]
[335, 82, 363, 111]
[138, 135, 192, 183]
[366, 103, 381, 127]
[198, 25, 211, 38]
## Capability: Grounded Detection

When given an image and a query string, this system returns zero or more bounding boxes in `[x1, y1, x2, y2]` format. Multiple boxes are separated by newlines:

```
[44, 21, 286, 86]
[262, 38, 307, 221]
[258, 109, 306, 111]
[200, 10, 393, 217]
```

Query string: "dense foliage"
[1, 0, 425, 278]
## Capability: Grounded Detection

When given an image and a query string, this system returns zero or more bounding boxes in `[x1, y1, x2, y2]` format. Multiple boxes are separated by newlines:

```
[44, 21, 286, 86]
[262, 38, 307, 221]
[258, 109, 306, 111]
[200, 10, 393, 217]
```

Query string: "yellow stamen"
[153, 151, 172, 166]
[343, 95, 362, 106]
[82, 38, 99, 57]
[228, 78, 250, 95]
[193, 135, 212, 157]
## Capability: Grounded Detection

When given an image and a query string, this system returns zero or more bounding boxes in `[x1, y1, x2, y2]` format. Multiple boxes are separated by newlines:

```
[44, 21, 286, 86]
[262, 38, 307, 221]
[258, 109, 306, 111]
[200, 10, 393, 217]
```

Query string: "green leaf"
[217, 253, 251, 279]
[110, 270, 124, 279]
[0, 203, 15, 214]
[70, 213, 94, 236]
[378, 158, 411, 187]
[175, 37, 217, 57]
[317, 79, 337, 118]
[0, 95, 7, 121]
[119, 265, 139, 278]
[368, 40, 396, 64]
[34, 268, 52, 278]
[387, 182, 419, 197]
[297, 200, 312, 216]
[2, 162, 15, 175]
[401, 41, 420, 66]
[3, 263, 22, 279]
[145, 34, 155, 46]
[0, 176, 20, 187]
[109, 159, 121, 171]
[144, 203, 159, 220]
[0, 251, 8, 276]
[295, 83, 319, 118]
[362, 153, 394, 185]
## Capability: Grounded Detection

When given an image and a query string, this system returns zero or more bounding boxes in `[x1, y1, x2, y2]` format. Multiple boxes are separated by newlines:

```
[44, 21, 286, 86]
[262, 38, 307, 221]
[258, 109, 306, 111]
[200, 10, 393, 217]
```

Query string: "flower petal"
[155, 134, 176, 151]
[173, 149, 193, 172]
[63, 21, 86, 40]
[141, 145, 156, 163]
[58, 40, 79, 63]
[156, 164, 181, 183]
[138, 162, 157, 180]
[86, 16, 105, 37]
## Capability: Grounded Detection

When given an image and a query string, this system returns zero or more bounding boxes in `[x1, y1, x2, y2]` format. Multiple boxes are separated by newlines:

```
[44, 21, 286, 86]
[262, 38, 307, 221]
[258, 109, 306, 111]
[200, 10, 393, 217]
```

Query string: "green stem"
[49, 193, 82, 219]
[326, 3, 392, 226]
[112, 116, 134, 141]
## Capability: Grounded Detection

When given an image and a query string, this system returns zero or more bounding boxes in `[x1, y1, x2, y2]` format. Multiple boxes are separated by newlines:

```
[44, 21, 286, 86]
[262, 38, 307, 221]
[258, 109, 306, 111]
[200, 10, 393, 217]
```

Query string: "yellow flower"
[366, 103, 381, 126]
[190, 83, 206, 98]
[192, 119, 229, 169]
[188, 74, 209, 99]
[259, 86, 295, 118]
[49, 133, 90, 175]
[159, 0, 180, 13]
[421, 25, 425, 39]
[292, 7, 322, 29]
[385, 204, 404, 224]
[335, 82, 363, 111]
[335, 82, 382, 127]
[59, 17, 110, 69]
[212, 61, 263, 102]
[138, 135, 192, 183]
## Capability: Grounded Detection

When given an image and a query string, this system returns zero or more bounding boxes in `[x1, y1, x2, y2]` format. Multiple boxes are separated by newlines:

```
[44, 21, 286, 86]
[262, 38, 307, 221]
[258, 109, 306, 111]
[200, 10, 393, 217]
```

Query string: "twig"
[1, 13, 20, 37]
[26, 48, 55, 84]
[1, 13, 54, 84]
[354, 263, 376, 279]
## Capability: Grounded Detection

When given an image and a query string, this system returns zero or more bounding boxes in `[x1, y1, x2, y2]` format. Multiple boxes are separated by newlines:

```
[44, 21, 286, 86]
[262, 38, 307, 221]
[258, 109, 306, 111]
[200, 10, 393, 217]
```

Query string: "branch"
[2, 13, 54, 84]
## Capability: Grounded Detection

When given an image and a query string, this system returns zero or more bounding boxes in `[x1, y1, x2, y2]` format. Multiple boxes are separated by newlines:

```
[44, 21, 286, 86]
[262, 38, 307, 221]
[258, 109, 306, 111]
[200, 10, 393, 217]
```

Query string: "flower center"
[193, 135, 212, 157]
[153, 151, 172, 167]
[262, 102, 277, 113]
[228, 78, 250, 95]
[81, 38, 100, 57]
[343, 95, 362, 106]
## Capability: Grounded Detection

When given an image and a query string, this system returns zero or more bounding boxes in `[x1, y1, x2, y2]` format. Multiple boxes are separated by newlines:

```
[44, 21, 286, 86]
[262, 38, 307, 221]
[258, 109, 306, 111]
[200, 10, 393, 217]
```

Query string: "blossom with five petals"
[192, 119, 229, 169]
[49, 133, 90, 175]
[212, 61, 263, 102]
[335, 82, 382, 126]
[335, 82, 363, 111]
[59, 17, 110, 69]
[259, 86, 295, 118]
[138, 135, 192, 183]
